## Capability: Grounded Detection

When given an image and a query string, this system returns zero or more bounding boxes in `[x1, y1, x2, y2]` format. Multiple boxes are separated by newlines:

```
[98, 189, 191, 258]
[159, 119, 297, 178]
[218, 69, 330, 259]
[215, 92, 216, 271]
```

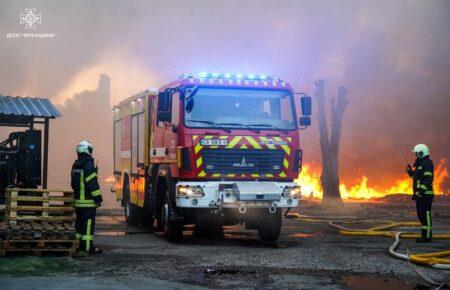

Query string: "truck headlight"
[283, 186, 301, 198]
[177, 185, 204, 197]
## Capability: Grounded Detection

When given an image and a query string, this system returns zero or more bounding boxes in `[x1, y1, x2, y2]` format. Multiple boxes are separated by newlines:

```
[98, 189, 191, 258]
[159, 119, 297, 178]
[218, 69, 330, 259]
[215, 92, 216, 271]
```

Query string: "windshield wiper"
[187, 119, 231, 133]
[247, 123, 288, 134]
[218, 122, 260, 134]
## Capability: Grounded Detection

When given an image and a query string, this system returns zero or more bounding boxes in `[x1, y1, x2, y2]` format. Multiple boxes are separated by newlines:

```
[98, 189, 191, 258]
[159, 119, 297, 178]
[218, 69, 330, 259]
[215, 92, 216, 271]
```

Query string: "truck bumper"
[175, 181, 299, 211]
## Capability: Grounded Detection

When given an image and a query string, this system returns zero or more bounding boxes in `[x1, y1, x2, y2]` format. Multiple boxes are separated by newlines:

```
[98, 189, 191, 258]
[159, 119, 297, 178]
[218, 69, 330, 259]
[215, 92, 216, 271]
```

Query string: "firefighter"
[71, 140, 103, 254]
[406, 144, 434, 243]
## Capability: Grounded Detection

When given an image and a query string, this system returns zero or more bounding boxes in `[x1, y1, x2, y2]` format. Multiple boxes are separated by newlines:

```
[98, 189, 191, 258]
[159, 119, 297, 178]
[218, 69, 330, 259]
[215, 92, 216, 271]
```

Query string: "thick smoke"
[48, 74, 112, 187]
[0, 0, 449, 191]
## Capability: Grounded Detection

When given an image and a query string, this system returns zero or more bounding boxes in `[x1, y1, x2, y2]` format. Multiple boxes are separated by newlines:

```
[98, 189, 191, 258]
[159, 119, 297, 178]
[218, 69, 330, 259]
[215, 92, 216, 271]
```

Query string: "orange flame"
[103, 176, 116, 183]
[296, 159, 449, 200]
[295, 161, 323, 199]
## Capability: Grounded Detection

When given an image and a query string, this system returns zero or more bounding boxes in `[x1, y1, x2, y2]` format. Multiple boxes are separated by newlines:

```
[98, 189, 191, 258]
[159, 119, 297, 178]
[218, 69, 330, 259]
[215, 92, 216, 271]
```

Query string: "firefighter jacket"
[71, 154, 103, 208]
[407, 156, 434, 198]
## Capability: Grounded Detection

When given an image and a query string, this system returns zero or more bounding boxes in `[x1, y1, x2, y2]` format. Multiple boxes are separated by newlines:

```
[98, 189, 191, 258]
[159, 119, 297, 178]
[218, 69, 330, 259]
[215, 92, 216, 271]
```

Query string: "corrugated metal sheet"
[0, 96, 61, 118]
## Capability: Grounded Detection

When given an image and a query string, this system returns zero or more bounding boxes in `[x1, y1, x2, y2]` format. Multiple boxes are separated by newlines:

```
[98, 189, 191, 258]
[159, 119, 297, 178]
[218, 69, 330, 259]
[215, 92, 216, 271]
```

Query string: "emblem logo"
[233, 157, 255, 168]
[20, 9, 42, 29]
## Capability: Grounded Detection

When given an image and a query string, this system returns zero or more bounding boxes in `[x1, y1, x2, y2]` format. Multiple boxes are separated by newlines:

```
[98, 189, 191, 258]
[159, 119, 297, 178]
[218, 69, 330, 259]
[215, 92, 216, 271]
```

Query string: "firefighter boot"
[416, 229, 431, 243]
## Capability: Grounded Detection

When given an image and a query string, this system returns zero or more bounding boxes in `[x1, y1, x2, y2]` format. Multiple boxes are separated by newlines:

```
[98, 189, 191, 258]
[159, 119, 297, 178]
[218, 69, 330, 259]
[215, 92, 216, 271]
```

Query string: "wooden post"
[315, 80, 348, 202]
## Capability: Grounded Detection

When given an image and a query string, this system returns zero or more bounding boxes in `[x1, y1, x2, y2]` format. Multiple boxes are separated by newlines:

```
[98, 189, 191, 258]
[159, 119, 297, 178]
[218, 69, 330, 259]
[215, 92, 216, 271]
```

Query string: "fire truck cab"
[113, 73, 311, 242]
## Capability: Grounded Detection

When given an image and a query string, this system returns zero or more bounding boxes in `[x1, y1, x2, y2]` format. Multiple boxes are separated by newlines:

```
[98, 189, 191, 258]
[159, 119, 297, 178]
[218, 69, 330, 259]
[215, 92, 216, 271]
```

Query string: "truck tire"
[161, 190, 184, 242]
[140, 208, 154, 227]
[123, 176, 141, 226]
[258, 209, 282, 242]
[140, 177, 154, 227]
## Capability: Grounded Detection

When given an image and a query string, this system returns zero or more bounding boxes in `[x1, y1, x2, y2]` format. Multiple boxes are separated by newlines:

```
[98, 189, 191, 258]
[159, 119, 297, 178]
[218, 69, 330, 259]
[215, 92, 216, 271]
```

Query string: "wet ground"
[1, 195, 450, 289]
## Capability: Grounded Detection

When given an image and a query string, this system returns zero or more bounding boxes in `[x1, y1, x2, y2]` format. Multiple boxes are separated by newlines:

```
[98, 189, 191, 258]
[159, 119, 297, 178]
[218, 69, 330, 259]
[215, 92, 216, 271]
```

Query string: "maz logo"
[233, 157, 255, 168]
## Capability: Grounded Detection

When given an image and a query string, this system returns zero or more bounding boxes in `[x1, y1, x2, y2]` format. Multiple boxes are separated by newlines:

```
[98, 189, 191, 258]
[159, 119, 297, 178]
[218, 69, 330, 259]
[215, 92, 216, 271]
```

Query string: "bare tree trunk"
[315, 80, 348, 202]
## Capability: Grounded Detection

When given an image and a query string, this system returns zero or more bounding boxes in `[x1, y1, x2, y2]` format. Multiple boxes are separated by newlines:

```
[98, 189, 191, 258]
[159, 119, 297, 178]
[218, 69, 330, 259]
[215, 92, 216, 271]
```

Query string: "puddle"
[342, 275, 414, 290]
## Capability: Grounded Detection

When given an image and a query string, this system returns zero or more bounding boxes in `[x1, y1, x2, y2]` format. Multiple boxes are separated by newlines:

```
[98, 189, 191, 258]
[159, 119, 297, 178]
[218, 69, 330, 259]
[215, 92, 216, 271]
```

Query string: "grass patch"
[0, 256, 80, 276]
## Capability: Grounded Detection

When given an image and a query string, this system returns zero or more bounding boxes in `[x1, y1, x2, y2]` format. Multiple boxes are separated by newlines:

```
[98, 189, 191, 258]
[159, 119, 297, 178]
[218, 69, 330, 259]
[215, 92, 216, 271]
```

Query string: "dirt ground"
[1, 191, 450, 290]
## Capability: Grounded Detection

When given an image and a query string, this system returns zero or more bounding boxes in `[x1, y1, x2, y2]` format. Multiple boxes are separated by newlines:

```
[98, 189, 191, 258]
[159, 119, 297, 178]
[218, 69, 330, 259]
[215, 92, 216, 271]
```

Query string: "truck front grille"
[201, 149, 284, 174]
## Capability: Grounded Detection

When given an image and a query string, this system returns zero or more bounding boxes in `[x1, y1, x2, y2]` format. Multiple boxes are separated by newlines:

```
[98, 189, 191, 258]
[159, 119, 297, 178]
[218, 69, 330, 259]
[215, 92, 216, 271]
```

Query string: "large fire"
[296, 159, 449, 200]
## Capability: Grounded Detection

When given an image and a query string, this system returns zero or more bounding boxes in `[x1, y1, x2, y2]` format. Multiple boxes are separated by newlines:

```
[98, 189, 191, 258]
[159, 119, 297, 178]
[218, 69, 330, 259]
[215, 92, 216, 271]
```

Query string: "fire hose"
[285, 212, 450, 269]
[389, 232, 450, 270]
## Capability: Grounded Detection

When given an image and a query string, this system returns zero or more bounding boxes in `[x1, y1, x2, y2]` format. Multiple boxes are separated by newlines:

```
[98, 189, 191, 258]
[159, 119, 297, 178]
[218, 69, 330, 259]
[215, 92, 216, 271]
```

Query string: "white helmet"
[77, 140, 93, 155]
[412, 144, 429, 158]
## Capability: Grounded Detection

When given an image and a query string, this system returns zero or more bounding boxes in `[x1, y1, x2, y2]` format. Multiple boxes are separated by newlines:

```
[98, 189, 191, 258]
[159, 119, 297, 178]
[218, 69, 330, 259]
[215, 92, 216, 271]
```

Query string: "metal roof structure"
[0, 95, 61, 189]
[0, 95, 61, 118]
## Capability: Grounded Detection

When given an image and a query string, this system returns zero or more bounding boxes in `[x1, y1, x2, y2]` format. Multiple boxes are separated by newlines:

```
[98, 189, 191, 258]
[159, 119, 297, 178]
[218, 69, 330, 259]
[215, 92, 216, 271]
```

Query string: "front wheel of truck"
[258, 209, 282, 242]
[161, 191, 184, 242]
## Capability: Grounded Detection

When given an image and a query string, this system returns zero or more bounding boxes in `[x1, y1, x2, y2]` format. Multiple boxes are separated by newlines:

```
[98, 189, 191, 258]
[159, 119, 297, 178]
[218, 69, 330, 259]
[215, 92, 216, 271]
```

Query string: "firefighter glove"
[406, 165, 413, 174]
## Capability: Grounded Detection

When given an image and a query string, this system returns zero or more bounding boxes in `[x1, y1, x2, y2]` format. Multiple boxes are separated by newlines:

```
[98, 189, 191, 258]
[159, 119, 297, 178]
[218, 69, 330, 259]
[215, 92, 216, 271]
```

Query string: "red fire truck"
[112, 73, 311, 241]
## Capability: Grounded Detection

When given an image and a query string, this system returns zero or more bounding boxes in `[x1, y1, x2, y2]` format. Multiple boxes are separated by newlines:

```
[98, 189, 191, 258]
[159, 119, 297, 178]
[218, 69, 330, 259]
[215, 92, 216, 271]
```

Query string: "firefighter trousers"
[416, 195, 433, 240]
[75, 207, 97, 252]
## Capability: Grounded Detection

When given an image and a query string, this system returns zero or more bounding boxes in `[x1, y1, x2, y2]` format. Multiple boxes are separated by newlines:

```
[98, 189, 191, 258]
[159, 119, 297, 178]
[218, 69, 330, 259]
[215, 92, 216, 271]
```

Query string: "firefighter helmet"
[412, 144, 429, 158]
[77, 140, 93, 155]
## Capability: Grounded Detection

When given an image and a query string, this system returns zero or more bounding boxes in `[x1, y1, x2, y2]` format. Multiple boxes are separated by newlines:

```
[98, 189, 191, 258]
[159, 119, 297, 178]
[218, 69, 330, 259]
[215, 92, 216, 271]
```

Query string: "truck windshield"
[184, 88, 296, 130]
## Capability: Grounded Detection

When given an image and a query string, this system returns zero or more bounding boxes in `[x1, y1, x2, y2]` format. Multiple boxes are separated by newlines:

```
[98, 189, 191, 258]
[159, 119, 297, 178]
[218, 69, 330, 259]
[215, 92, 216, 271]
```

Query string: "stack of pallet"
[0, 188, 78, 256]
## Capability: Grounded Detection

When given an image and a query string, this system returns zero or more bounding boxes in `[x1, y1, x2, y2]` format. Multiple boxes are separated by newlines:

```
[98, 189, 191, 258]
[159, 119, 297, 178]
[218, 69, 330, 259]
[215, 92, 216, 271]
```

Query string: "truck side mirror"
[185, 97, 194, 113]
[299, 95, 312, 127]
[300, 96, 312, 116]
[157, 91, 171, 122]
[299, 116, 311, 126]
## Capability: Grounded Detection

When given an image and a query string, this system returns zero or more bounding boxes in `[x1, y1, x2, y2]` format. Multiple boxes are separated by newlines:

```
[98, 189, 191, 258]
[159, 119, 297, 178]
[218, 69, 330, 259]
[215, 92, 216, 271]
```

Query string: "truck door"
[151, 91, 179, 167]
[165, 92, 179, 164]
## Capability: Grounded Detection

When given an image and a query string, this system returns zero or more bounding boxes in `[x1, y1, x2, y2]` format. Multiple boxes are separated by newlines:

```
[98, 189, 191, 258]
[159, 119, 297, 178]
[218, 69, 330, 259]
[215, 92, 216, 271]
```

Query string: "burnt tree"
[315, 79, 348, 202]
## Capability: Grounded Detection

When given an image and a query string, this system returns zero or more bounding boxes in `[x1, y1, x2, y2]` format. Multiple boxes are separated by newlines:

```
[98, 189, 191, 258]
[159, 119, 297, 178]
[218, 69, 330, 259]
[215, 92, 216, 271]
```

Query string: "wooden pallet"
[8, 221, 75, 232]
[6, 212, 75, 225]
[6, 189, 73, 202]
[1, 188, 78, 256]
[6, 221, 75, 239]
[5, 188, 75, 225]
[2, 237, 78, 248]
[6, 188, 74, 197]
[0, 247, 77, 257]
[0, 236, 78, 257]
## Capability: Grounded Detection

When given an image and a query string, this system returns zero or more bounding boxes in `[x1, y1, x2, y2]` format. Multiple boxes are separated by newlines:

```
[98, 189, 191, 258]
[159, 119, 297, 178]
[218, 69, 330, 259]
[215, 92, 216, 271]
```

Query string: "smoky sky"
[0, 0, 449, 190]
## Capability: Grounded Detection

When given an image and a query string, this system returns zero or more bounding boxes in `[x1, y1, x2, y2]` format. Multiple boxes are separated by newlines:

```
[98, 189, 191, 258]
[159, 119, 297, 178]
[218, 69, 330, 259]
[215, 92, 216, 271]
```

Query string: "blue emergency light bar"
[181, 72, 274, 81]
